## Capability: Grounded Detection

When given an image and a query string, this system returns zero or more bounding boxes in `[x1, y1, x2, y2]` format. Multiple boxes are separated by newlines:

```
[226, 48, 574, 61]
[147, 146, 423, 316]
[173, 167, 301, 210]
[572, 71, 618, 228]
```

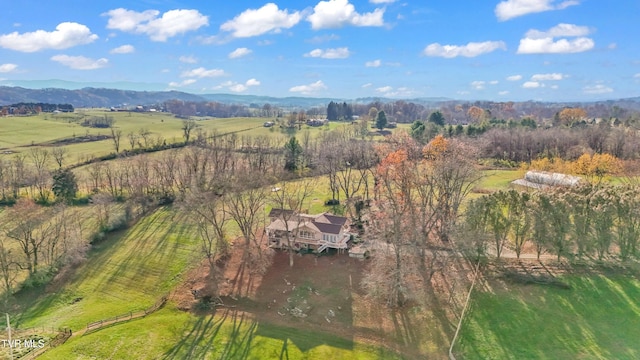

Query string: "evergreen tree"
[376, 110, 388, 130]
[428, 111, 445, 126]
[284, 137, 303, 171]
[52, 168, 78, 203]
[327, 101, 339, 121]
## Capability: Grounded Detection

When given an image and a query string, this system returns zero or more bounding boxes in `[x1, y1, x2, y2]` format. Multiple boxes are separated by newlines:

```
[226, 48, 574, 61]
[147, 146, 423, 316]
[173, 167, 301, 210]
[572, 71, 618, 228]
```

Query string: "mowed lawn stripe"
[17, 207, 199, 331]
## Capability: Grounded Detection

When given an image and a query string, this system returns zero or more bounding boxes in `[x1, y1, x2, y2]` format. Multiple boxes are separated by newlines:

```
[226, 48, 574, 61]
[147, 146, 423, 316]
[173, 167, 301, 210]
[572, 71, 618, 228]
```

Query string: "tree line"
[463, 184, 640, 262]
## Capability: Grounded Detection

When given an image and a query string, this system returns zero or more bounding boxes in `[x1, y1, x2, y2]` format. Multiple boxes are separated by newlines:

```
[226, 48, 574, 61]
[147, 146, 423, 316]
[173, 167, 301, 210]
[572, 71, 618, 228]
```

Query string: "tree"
[284, 136, 303, 171]
[269, 180, 313, 267]
[182, 119, 198, 144]
[52, 168, 78, 203]
[410, 121, 425, 140]
[110, 128, 123, 153]
[226, 176, 269, 259]
[376, 111, 387, 130]
[428, 111, 445, 126]
[0, 238, 19, 298]
[52, 147, 68, 168]
[5, 199, 45, 276]
[557, 107, 587, 127]
[327, 101, 339, 121]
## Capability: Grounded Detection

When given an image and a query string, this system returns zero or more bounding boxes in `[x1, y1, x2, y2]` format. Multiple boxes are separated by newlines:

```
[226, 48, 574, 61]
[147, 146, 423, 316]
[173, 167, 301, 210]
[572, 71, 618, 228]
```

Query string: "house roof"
[312, 221, 342, 235]
[319, 214, 348, 226]
[268, 208, 295, 218]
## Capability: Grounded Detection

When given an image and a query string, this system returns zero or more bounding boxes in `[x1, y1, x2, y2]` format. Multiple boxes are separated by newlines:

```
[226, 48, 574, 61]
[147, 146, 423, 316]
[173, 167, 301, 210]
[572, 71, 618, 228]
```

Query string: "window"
[299, 230, 313, 239]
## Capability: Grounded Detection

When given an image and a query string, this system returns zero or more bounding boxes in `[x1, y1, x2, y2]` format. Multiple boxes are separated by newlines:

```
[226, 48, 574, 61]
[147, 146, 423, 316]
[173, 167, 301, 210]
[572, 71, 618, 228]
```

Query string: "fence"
[84, 295, 167, 334]
[19, 328, 72, 360]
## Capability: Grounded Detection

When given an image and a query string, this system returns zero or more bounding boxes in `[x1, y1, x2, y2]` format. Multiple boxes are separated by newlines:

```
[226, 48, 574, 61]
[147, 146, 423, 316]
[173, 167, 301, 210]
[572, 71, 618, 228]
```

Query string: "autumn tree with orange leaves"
[362, 133, 480, 307]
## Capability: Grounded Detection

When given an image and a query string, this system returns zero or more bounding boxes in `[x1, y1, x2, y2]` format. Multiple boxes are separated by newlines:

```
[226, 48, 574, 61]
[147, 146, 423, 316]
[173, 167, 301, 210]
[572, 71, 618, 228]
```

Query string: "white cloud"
[246, 78, 261, 87]
[0, 63, 18, 73]
[307, 0, 385, 29]
[550, 85, 559, 89]
[181, 67, 226, 78]
[376, 86, 415, 97]
[220, 3, 301, 38]
[50, 55, 108, 70]
[518, 24, 594, 54]
[104, 8, 208, 41]
[169, 79, 197, 87]
[525, 23, 590, 39]
[518, 37, 594, 54]
[471, 81, 486, 90]
[226, 79, 261, 92]
[634, 73, 640, 79]
[423, 41, 506, 58]
[370, 0, 396, 3]
[489, 80, 499, 85]
[583, 84, 613, 94]
[0, 22, 98, 52]
[229, 47, 253, 59]
[499, 91, 510, 95]
[362, 83, 372, 88]
[531, 73, 566, 81]
[365, 59, 381, 67]
[506, 75, 523, 81]
[289, 80, 327, 95]
[306, 34, 340, 43]
[305, 47, 351, 59]
[179, 56, 198, 64]
[522, 81, 543, 88]
[495, 0, 580, 21]
[110, 44, 134, 54]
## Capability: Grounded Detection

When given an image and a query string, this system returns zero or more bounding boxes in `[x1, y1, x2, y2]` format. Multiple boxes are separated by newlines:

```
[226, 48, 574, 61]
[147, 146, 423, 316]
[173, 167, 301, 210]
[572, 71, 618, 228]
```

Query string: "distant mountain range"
[0, 83, 638, 110]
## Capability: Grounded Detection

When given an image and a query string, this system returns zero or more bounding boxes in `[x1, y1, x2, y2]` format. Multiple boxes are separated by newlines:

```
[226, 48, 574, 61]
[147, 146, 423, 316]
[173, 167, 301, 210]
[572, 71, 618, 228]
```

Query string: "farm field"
[0, 110, 364, 165]
[456, 272, 640, 359]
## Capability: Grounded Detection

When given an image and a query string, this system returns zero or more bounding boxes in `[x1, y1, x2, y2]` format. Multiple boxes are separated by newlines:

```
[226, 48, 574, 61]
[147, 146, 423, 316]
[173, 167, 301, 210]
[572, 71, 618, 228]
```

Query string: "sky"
[0, 0, 639, 102]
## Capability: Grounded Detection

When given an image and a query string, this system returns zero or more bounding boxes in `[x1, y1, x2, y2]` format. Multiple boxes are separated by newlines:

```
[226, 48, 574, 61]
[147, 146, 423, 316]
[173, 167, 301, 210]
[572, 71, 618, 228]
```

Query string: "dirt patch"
[175, 241, 465, 358]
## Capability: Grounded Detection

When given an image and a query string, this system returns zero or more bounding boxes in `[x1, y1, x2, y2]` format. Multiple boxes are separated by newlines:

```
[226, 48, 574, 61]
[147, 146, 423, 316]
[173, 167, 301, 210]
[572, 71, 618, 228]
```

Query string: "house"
[511, 170, 582, 189]
[265, 209, 353, 253]
[263, 121, 275, 127]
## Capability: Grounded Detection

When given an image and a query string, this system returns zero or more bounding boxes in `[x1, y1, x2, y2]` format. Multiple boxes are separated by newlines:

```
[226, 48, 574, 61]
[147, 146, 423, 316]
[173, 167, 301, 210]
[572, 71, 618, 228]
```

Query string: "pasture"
[456, 272, 640, 359]
[0, 110, 362, 166]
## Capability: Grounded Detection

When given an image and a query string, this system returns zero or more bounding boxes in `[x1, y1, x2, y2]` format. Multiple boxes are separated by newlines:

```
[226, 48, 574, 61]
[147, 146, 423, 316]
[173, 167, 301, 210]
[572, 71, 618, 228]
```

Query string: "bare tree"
[29, 148, 51, 203]
[182, 119, 197, 144]
[110, 128, 123, 153]
[4, 199, 46, 275]
[52, 147, 68, 168]
[269, 180, 313, 267]
[0, 238, 19, 298]
[138, 128, 151, 149]
[127, 132, 137, 150]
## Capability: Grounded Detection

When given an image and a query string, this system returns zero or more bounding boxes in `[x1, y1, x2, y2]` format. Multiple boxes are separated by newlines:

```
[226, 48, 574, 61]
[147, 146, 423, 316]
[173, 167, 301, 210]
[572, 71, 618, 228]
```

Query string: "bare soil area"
[171, 241, 479, 359]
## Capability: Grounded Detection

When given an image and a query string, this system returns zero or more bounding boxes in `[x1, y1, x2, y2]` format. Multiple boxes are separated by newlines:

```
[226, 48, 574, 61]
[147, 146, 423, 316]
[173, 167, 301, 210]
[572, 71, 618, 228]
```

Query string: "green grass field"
[39, 305, 406, 360]
[14, 207, 199, 330]
[456, 274, 640, 359]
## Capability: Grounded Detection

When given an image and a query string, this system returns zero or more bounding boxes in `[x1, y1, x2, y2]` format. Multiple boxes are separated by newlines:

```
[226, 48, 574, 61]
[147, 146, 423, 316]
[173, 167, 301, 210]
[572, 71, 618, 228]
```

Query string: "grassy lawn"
[13, 207, 200, 331]
[456, 274, 640, 360]
[39, 305, 407, 360]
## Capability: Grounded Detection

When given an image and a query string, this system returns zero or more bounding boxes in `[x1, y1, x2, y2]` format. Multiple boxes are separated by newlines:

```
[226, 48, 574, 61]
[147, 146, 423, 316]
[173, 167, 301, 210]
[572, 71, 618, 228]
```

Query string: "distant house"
[306, 118, 328, 127]
[263, 121, 275, 127]
[512, 170, 582, 189]
[265, 209, 353, 253]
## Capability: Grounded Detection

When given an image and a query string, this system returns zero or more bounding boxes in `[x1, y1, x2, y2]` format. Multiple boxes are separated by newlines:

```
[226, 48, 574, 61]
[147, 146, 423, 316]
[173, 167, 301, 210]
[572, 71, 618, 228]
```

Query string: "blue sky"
[0, 0, 638, 101]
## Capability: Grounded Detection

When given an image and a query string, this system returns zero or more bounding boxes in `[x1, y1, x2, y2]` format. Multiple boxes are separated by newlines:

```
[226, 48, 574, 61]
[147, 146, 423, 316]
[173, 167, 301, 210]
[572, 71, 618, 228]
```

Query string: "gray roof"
[312, 221, 342, 235]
